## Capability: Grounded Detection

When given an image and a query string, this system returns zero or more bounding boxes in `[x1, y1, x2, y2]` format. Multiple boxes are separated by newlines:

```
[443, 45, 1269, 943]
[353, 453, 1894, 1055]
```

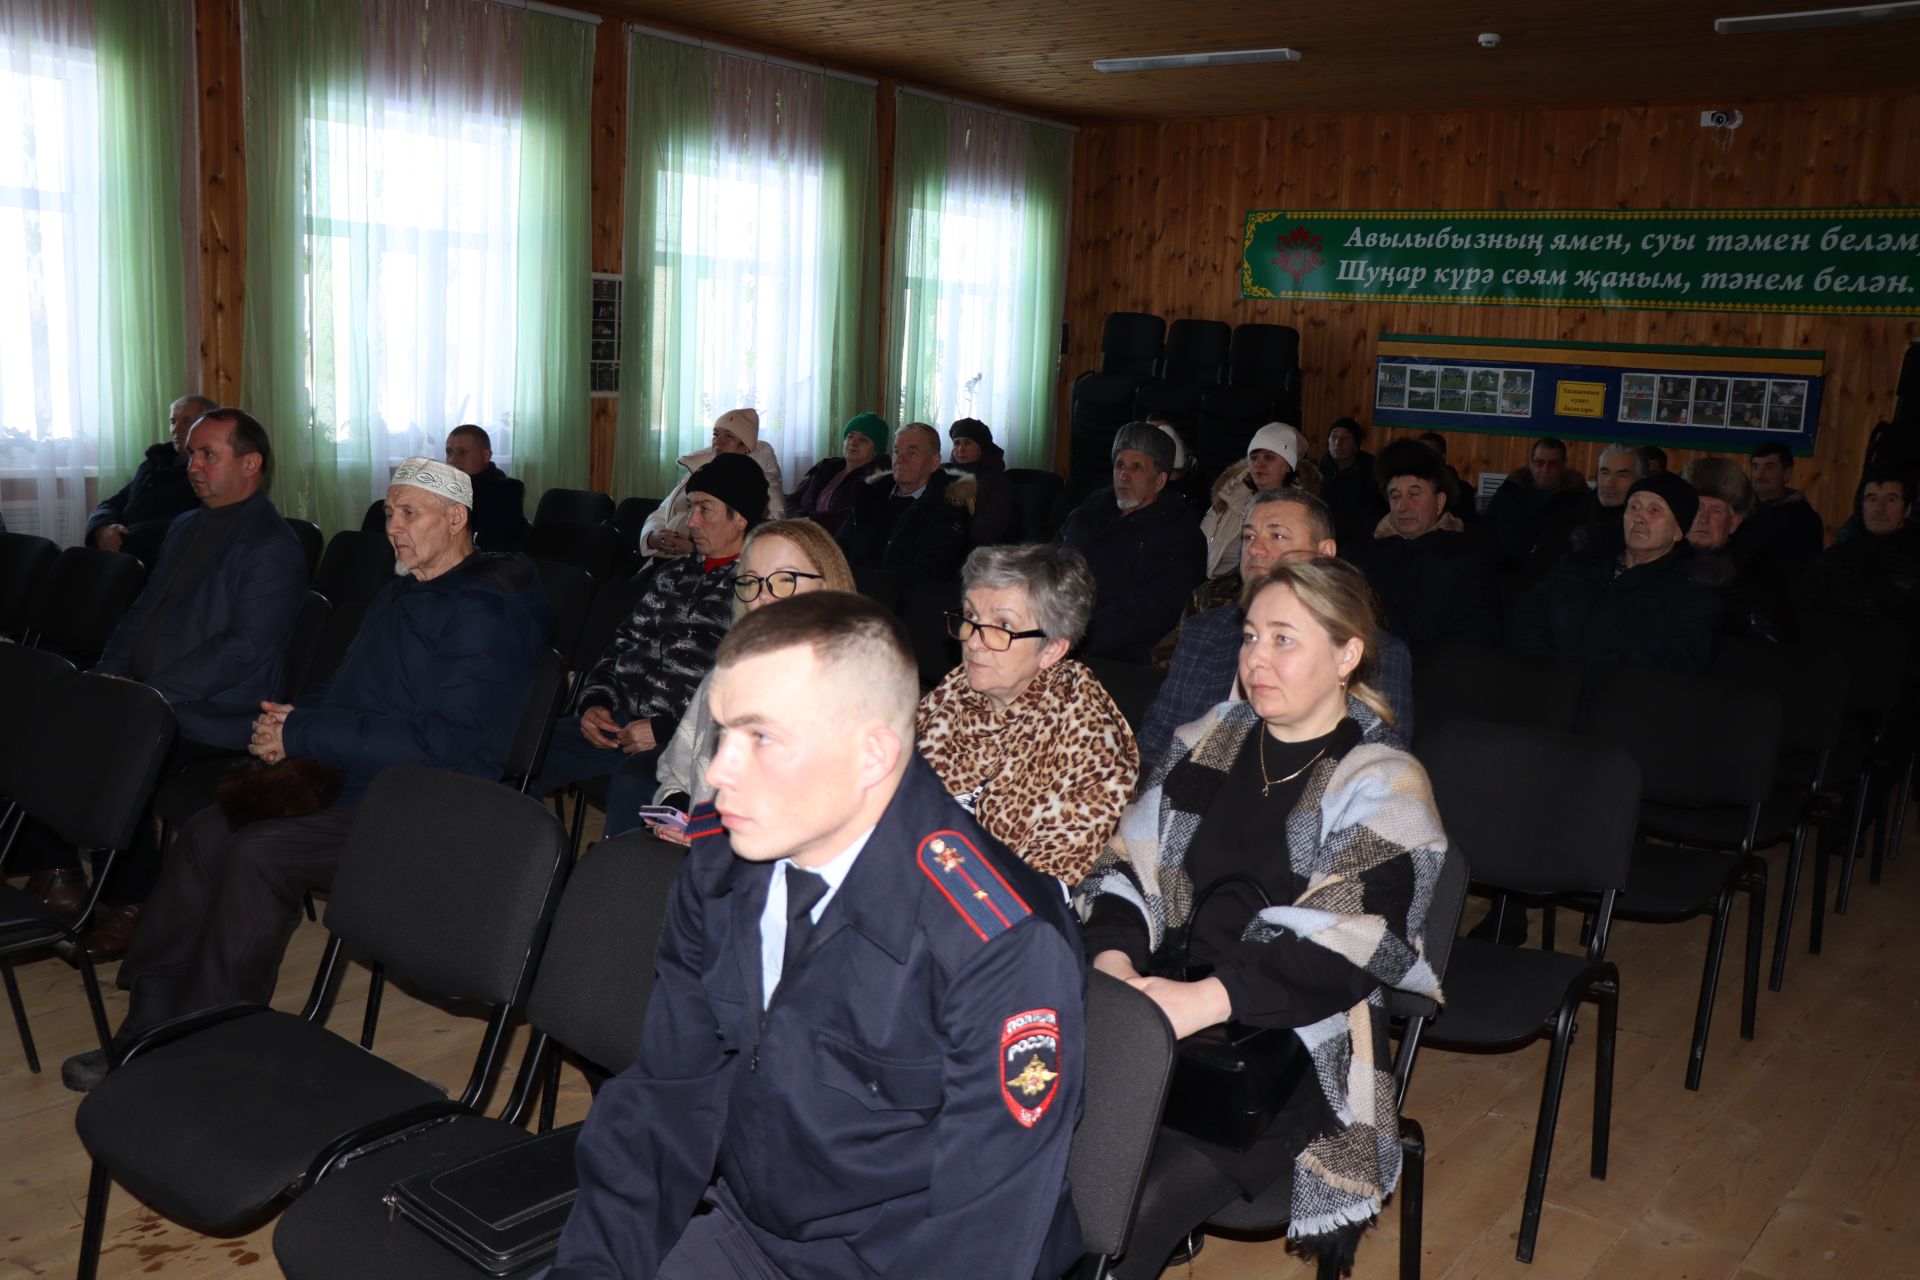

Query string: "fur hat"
[1111, 421, 1175, 474]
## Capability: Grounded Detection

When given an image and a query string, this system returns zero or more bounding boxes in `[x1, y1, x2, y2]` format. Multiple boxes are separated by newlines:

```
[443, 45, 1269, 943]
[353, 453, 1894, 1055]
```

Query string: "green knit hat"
[842, 411, 890, 454]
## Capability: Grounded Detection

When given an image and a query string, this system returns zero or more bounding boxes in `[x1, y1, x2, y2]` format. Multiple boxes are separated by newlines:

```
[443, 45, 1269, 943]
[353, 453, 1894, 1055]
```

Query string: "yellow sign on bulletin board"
[1554, 381, 1607, 418]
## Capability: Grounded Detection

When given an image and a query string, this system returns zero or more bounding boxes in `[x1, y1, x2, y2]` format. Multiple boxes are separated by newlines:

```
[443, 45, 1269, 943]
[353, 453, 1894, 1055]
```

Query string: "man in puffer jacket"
[535, 453, 769, 836]
[640, 407, 786, 558]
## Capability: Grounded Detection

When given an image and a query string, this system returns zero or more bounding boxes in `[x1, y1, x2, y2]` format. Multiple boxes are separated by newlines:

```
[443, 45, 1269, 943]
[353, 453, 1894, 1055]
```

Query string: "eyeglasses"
[733, 570, 823, 602]
[945, 612, 1046, 652]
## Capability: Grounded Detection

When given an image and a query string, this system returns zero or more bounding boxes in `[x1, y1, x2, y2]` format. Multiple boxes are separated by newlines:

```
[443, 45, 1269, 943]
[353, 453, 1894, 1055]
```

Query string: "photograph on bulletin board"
[1371, 334, 1825, 455]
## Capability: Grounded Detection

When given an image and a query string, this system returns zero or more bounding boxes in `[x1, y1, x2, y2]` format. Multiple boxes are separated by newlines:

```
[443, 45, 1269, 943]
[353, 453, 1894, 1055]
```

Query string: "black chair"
[269, 833, 686, 1280]
[0, 530, 58, 639]
[0, 645, 79, 836]
[613, 496, 660, 540]
[1418, 720, 1637, 1264]
[280, 590, 333, 706]
[362, 499, 386, 534]
[1198, 843, 1470, 1280]
[1411, 644, 1583, 748]
[1083, 657, 1167, 738]
[1070, 972, 1177, 1280]
[533, 488, 616, 528]
[852, 564, 905, 613]
[73, 766, 571, 1279]
[314, 530, 396, 608]
[1006, 468, 1066, 541]
[569, 578, 645, 683]
[1069, 312, 1165, 490]
[1583, 666, 1780, 1091]
[26, 546, 145, 664]
[0, 674, 174, 1073]
[1799, 617, 1908, 920]
[286, 518, 324, 582]
[1133, 318, 1231, 435]
[1195, 324, 1302, 476]
[532, 558, 597, 662]
[502, 648, 572, 795]
[524, 521, 622, 585]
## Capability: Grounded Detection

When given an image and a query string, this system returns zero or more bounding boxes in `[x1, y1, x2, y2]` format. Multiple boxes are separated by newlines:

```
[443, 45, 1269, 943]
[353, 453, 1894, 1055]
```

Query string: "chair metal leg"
[361, 963, 385, 1051]
[1592, 977, 1617, 1180]
[1810, 817, 1829, 955]
[2, 958, 39, 1073]
[76, 947, 112, 1056]
[1836, 770, 1871, 915]
[1740, 866, 1765, 1041]
[568, 786, 589, 857]
[1517, 993, 1581, 1264]
[1889, 754, 1914, 864]
[1686, 884, 1736, 1092]
[1771, 820, 1808, 991]
[1399, 1117, 1425, 1280]
[302, 890, 317, 922]
[77, 1160, 111, 1280]
[539, 1043, 562, 1134]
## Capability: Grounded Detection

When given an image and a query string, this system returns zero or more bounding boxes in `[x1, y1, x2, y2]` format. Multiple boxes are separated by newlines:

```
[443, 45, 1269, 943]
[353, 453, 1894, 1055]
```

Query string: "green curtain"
[1016, 123, 1071, 462]
[884, 92, 947, 435]
[820, 77, 882, 452]
[511, 12, 592, 498]
[239, 0, 363, 529]
[93, 0, 191, 486]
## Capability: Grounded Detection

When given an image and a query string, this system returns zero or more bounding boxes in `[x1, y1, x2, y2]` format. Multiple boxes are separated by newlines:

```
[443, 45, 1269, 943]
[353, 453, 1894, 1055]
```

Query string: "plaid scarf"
[1076, 697, 1445, 1252]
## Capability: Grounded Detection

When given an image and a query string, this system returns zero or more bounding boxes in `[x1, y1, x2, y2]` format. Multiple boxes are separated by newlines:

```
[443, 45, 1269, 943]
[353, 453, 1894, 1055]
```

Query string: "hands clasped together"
[249, 700, 293, 763]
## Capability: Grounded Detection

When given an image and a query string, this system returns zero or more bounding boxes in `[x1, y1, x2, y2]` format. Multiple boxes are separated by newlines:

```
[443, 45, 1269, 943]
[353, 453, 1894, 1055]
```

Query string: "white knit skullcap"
[389, 457, 473, 508]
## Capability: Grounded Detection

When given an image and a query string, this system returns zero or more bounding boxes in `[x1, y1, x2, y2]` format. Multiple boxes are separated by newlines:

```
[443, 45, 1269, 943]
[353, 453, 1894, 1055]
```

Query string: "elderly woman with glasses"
[646, 519, 856, 838]
[915, 544, 1138, 885]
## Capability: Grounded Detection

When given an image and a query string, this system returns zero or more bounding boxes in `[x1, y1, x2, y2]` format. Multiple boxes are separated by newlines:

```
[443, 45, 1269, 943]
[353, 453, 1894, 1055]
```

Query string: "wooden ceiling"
[593, 0, 1920, 121]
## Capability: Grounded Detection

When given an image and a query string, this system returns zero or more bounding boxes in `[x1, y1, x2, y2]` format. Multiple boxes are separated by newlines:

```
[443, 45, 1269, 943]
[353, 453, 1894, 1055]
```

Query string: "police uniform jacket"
[552, 755, 1086, 1280]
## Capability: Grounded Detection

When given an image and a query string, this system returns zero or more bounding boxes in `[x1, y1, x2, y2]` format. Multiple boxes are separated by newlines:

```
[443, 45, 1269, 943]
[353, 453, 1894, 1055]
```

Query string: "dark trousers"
[114, 803, 356, 1044]
[657, 1185, 789, 1280]
[531, 717, 662, 839]
[1111, 1131, 1271, 1280]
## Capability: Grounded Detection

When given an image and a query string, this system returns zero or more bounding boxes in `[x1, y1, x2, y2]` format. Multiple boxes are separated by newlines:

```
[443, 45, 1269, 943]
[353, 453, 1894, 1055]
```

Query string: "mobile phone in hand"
[635, 805, 689, 835]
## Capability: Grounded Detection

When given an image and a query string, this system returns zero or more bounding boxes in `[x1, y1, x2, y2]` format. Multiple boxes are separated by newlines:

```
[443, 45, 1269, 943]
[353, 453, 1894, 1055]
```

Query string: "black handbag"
[1155, 874, 1311, 1152]
[383, 1126, 581, 1276]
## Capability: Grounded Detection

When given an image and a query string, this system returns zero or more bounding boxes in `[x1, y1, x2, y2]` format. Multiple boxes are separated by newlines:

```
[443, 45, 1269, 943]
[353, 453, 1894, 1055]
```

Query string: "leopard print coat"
[915, 659, 1138, 886]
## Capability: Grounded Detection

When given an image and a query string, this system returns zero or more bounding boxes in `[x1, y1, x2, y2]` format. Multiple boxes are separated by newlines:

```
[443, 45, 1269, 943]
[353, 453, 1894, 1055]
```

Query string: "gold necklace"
[1257, 732, 1327, 798]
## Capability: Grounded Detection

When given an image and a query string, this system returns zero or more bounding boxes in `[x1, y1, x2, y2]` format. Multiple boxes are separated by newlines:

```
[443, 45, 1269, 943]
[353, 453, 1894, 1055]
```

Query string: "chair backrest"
[1069, 972, 1176, 1260]
[305, 597, 368, 694]
[1801, 614, 1909, 725]
[0, 645, 77, 802]
[17, 673, 175, 853]
[1226, 323, 1302, 387]
[612, 497, 661, 540]
[1159, 318, 1232, 385]
[1417, 719, 1639, 897]
[1005, 470, 1067, 542]
[326, 766, 570, 1008]
[1710, 638, 1847, 757]
[526, 834, 687, 1074]
[1097, 312, 1165, 378]
[502, 648, 571, 791]
[532, 558, 597, 660]
[362, 498, 386, 534]
[29, 546, 145, 662]
[523, 521, 621, 584]
[313, 529, 396, 607]
[571, 576, 645, 674]
[1583, 667, 1782, 809]
[1383, 839, 1471, 1024]
[0, 531, 58, 637]
[1083, 657, 1166, 737]
[279, 590, 333, 701]
[1413, 644, 1583, 747]
[286, 518, 324, 582]
[534, 488, 616, 528]
[852, 564, 904, 613]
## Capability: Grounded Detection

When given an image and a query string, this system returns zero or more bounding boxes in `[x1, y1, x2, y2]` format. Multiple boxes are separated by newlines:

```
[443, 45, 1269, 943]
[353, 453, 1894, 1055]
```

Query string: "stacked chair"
[1195, 323, 1304, 477]
[1133, 319, 1231, 440]
[1068, 313, 1165, 493]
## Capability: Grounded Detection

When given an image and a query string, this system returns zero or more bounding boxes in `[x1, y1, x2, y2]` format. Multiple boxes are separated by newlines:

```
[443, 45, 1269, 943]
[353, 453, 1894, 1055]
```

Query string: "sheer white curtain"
[0, 2, 99, 544]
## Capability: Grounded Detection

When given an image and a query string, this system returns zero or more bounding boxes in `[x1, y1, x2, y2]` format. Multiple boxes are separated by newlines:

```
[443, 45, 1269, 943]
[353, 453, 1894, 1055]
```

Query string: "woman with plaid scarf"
[1077, 558, 1445, 1275]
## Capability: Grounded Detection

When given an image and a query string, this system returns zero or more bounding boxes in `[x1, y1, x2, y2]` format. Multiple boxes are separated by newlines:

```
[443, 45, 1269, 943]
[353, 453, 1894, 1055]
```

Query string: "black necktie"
[783, 866, 830, 977]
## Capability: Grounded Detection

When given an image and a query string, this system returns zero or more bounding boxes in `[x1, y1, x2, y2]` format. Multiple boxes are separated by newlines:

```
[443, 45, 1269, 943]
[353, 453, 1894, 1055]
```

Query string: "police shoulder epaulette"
[916, 830, 1032, 942]
[684, 802, 726, 842]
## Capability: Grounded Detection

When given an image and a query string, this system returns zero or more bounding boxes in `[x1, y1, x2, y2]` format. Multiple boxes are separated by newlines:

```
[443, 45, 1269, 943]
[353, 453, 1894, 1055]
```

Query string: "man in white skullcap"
[63, 458, 554, 1091]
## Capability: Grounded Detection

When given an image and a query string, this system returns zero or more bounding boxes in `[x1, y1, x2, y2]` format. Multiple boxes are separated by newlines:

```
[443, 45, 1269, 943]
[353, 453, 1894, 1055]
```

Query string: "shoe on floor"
[85, 903, 143, 961]
[25, 868, 88, 919]
[62, 1049, 109, 1093]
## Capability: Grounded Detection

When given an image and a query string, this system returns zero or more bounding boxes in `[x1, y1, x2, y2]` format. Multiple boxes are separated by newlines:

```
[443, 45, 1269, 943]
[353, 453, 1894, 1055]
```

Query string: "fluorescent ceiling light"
[1093, 48, 1303, 73]
[1715, 2, 1920, 34]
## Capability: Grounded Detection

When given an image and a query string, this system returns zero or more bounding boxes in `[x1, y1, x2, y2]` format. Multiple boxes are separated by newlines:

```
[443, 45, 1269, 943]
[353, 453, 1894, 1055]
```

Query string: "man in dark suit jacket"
[446, 424, 530, 552]
[85, 394, 213, 565]
[836, 422, 970, 582]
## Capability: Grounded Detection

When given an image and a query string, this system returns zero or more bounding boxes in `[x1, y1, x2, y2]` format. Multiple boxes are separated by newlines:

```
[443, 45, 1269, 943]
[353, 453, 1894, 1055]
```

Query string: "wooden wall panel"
[193, 0, 244, 403]
[1063, 94, 1920, 534]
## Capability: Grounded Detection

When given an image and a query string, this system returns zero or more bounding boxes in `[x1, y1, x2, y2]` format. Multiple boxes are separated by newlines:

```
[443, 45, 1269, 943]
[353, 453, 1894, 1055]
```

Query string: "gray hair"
[1599, 442, 1645, 477]
[1110, 420, 1175, 474]
[960, 543, 1097, 646]
[1247, 486, 1334, 545]
[172, 393, 218, 416]
[897, 421, 940, 449]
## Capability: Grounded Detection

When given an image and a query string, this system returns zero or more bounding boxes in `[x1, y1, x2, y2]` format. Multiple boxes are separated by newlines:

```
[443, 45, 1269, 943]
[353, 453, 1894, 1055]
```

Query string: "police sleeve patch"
[916, 830, 1033, 942]
[1000, 1009, 1062, 1128]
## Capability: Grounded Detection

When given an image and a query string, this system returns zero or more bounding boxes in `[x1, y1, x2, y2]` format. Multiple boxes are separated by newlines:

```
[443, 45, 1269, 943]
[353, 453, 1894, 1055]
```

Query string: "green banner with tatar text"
[1239, 208, 1920, 316]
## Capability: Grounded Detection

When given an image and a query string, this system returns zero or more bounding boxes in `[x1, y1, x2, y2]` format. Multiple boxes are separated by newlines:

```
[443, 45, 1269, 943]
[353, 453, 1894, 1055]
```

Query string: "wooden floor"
[3, 827, 1918, 1279]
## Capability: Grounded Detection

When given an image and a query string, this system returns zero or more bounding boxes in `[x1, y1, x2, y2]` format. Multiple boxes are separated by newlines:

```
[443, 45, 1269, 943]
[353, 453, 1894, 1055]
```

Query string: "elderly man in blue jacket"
[63, 457, 551, 1092]
[26, 409, 307, 958]
[551, 591, 1085, 1280]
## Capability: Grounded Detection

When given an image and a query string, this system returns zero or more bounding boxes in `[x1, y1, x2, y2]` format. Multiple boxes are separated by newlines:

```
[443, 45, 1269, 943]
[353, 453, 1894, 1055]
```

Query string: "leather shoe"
[62, 1049, 109, 1093]
[85, 903, 143, 961]
[25, 868, 88, 919]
